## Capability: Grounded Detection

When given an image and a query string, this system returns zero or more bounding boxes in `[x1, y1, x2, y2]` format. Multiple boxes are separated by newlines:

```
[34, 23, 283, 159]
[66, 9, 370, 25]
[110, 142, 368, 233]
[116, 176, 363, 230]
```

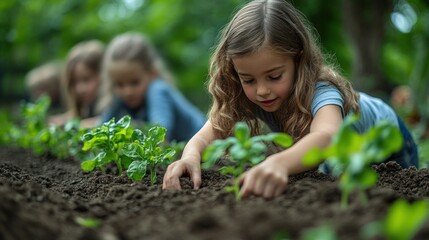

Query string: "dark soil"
[1, 146, 429, 240]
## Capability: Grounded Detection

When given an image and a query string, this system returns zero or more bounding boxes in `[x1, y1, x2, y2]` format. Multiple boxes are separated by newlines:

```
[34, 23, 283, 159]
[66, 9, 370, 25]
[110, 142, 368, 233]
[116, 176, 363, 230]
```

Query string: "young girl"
[49, 40, 105, 127]
[162, 0, 418, 199]
[99, 32, 206, 142]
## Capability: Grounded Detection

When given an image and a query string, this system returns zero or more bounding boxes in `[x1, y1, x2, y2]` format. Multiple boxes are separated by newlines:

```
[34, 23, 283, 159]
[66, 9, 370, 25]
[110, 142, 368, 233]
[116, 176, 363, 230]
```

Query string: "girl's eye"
[269, 74, 282, 80]
[241, 79, 254, 84]
[113, 81, 123, 88]
[130, 80, 141, 87]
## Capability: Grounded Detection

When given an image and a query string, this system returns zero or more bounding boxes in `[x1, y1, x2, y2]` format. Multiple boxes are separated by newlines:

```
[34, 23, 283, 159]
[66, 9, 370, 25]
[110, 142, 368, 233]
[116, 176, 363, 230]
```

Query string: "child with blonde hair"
[49, 40, 105, 127]
[99, 32, 206, 142]
[163, 0, 418, 199]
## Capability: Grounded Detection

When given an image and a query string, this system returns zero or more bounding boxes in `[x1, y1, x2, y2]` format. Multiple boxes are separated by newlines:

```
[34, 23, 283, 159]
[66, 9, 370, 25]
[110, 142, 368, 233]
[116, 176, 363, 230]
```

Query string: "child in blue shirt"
[99, 32, 206, 142]
[162, 0, 418, 199]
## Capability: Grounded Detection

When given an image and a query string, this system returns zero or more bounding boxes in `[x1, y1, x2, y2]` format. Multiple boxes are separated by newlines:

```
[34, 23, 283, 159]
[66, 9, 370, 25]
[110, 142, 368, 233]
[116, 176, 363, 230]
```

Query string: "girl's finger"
[239, 172, 255, 198]
[262, 181, 276, 199]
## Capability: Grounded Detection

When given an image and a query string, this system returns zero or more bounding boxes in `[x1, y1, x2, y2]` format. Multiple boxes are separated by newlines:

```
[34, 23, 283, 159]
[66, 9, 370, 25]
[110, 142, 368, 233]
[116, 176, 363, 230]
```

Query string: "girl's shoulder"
[311, 80, 345, 117]
[314, 80, 341, 96]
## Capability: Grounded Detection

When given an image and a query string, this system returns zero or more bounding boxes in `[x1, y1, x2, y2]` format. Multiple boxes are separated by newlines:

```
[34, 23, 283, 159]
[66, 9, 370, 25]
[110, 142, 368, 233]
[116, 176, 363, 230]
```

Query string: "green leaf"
[301, 224, 337, 240]
[271, 133, 293, 148]
[220, 166, 241, 177]
[75, 217, 102, 228]
[122, 143, 143, 159]
[347, 154, 365, 175]
[202, 139, 232, 169]
[357, 168, 378, 188]
[234, 122, 250, 143]
[116, 115, 131, 129]
[385, 200, 429, 240]
[249, 155, 265, 165]
[249, 142, 266, 155]
[148, 125, 167, 145]
[159, 148, 176, 165]
[81, 159, 96, 171]
[127, 160, 148, 181]
[302, 148, 325, 167]
[229, 143, 247, 161]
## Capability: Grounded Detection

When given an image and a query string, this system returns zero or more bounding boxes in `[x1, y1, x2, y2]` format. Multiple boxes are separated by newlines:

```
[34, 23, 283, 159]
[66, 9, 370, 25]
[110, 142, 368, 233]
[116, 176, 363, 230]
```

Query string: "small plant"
[303, 114, 403, 208]
[122, 126, 176, 184]
[81, 115, 175, 184]
[81, 115, 143, 174]
[361, 199, 429, 240]
[15, 95, 51, 155]
[202, 122, 293, 200]
[39, 119, 88, 159]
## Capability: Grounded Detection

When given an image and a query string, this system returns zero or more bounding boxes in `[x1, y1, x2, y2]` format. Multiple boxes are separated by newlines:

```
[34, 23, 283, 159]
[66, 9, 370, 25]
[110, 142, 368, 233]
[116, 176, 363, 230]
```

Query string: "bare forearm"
[181, 121, 215, 161]
[271, 131, 334, 175]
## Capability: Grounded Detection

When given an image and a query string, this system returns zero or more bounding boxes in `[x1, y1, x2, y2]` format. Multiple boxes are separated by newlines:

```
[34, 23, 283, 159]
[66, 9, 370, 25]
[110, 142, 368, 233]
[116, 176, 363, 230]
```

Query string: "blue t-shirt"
[310, 81, 398, 133]
[101, 79, 206, 142]
[255, 81, 398, 133]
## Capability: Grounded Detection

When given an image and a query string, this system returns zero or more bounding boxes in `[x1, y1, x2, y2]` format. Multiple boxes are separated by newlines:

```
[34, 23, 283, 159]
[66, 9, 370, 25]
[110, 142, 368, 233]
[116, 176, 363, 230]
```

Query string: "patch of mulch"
[0, 146, 428, 240]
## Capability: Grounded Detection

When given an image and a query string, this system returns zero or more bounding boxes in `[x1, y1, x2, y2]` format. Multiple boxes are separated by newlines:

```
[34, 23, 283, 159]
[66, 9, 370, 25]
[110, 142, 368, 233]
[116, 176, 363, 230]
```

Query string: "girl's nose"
[123, 86, 134, 96]
[75, 82, 87, 96]
[256, 83, 270, 96]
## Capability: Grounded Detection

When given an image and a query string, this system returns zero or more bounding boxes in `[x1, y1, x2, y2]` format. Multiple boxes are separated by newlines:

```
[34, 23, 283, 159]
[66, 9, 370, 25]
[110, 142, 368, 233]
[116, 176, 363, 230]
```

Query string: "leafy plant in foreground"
[361, 199, 429, 240]
[122, 126, 176, 184]
[303, 114, 403, 208]
[81, 115, 143, 174]
[202, 122, 293, 200]
[81, 115, 175, 184]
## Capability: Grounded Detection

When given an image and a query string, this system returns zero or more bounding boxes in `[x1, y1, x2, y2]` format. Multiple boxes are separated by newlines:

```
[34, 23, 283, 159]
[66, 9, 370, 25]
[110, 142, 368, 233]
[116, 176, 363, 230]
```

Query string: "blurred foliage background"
[0, 0, 428, 115]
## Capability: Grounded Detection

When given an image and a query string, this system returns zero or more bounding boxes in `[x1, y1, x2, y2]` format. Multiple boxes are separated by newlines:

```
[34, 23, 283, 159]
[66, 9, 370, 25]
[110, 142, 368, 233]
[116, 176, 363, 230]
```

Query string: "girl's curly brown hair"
[208, 0, 359, 141]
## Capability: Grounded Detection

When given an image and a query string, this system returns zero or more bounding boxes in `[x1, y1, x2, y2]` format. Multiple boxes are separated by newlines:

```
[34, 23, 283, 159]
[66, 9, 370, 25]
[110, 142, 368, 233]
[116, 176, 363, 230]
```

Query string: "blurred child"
[98, 32, 206, 142]
[25, 61, 64, 112]
[49, 40, 105, 127]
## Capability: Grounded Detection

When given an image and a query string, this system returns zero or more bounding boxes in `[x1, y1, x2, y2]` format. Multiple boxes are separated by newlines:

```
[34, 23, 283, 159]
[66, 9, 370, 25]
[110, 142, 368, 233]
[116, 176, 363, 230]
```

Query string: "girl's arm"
[162, 120, 216, 190]
[240, 104, 343, 198]
[273, 104, 343, 174]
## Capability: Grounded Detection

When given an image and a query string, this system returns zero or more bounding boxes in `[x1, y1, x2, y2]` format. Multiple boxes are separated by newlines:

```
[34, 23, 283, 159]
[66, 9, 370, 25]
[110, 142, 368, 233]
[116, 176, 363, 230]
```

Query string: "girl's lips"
[260, 98, 277, 107]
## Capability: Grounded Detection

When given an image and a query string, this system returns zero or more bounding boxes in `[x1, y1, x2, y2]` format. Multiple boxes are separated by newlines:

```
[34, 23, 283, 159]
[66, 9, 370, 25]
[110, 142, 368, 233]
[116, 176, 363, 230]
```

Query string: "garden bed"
[1, 146, 428, 240]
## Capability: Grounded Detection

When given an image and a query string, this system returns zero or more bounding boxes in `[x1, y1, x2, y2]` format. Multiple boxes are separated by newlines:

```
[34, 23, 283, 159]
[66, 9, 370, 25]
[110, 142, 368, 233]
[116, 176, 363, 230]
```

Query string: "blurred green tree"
[0, 0, 427, 114]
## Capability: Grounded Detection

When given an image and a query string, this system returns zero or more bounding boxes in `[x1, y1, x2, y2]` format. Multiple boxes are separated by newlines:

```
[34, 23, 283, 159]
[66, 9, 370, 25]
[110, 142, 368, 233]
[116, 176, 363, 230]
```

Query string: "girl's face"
[232, 46, 295, 112]
[73, 62, 100, 106]
[108, 61, 153, 109]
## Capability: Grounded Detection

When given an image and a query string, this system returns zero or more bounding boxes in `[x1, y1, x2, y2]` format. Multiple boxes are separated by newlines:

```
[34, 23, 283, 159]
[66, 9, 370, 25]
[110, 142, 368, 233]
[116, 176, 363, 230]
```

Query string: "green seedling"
[203, 122, 293, 200]
[122, 126, 176, 184]
[81, 115, 175, 184]
[167, 140, 186, 161]
[1, 96, 89, 159]
[303, 114, 403, 208]
[15, 95, 51, 155]
[39, 119, 88, 159]
[361, 199, 429, 240]
[75, 217, 102, 228]
[81, 115, 141, 174]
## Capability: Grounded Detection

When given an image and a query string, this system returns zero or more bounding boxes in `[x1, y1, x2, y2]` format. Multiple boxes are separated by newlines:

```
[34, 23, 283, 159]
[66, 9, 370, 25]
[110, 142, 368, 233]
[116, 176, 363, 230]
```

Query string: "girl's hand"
[162, 157, 202, 190]
[239, 156, 289, 199]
